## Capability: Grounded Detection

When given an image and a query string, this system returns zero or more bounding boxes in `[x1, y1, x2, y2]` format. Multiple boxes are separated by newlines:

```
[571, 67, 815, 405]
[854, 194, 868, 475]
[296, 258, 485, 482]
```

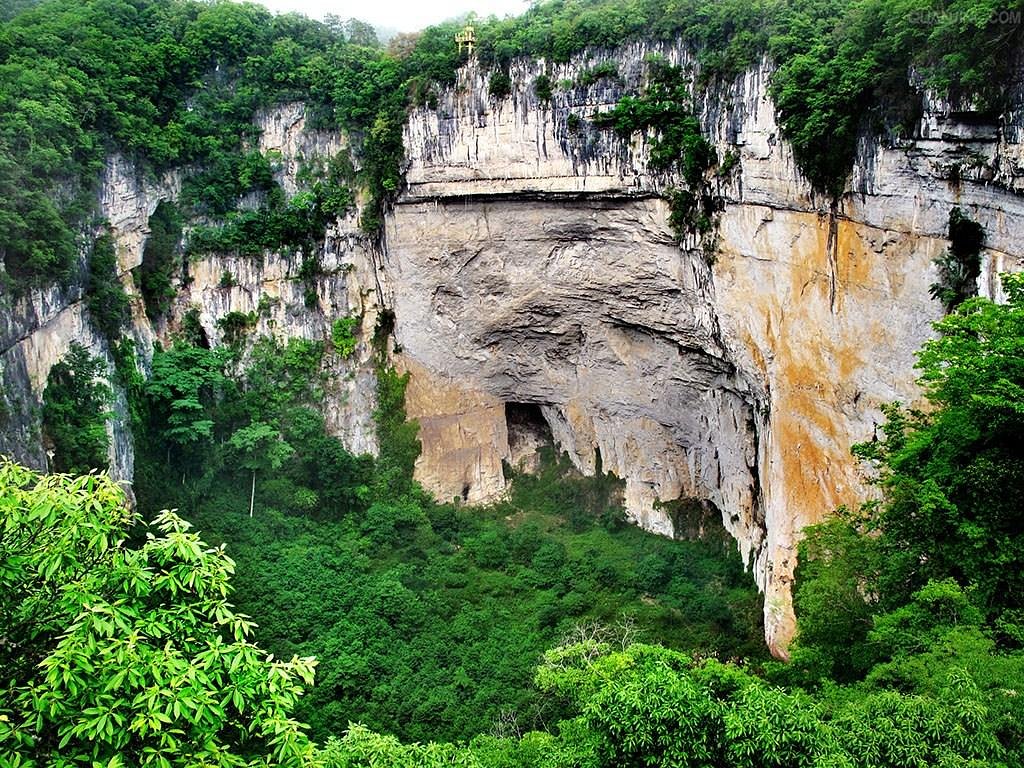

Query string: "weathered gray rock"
[390, 46, 1024, 656]
[0, 104, 381, 491]
[166, 226, 381, 456]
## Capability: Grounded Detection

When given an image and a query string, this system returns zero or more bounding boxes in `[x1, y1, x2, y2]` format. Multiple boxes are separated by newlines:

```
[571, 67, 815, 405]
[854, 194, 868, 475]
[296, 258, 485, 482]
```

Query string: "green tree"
[865, 272, 1024, 616]
[138, 201, 182, 320]
[931, 207, 986, 312]
[780, 272, 1024, 765]
[145, 342, 229, 466]
[0, 460, 316, 766]
[228, 421, 295, 517]
[343, 18, 379, 47]
[41, 342, 111, 475]
[85, 232, 130, 341]
[785, 507, 880, 683]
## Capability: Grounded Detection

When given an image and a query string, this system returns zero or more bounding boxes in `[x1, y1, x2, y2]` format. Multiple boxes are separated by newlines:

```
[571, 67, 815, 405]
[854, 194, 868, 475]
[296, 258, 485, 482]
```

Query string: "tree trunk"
[249, 470, 256, 518]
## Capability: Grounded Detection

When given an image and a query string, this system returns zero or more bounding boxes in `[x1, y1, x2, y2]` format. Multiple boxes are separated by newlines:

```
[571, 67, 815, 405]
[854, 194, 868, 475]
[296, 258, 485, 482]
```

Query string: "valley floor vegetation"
[3, 275, 1024, 766]
[132, 334, 767, 746]
[3, 0, 1024, 765]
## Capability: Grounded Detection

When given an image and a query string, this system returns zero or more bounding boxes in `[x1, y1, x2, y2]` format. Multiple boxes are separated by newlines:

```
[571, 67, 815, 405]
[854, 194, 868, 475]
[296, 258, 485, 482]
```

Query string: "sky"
[255, 0, 530, 33]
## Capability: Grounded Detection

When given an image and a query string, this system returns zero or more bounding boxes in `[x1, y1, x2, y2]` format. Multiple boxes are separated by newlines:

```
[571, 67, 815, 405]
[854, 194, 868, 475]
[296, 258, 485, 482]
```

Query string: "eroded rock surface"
[389, 49, 1024, 655]
[0, 105, 381, 487]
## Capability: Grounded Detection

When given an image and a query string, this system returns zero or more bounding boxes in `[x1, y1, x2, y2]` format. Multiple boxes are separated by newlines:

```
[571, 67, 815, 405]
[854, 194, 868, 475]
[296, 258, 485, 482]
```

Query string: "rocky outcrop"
[0, 156, 179, 486]
[3, 43, 1022, 658]
[388, 46, 1024, 655]
[167, 104, 382, 454]
[166, 230, 380, 455]
[0, 104, 381, 486]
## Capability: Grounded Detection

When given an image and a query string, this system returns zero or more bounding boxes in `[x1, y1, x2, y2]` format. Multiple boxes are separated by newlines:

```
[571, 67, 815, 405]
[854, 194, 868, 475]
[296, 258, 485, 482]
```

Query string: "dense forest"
[3, 0, 1024, 287]
[3, 0, 1024, 765]
[4, 277, 1023, 765]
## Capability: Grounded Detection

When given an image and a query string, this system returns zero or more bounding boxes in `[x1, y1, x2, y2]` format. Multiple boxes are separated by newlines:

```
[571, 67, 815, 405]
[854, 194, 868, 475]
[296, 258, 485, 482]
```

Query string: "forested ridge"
[2, 0, 1024, 765]
[2, 0, 1023, 287]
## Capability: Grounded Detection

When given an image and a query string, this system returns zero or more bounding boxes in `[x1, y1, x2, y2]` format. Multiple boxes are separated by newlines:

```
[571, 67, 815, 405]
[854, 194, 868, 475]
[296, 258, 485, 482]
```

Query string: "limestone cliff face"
[387, 44, 1024, 655]
[0, 103, 381, 487]
[0, 155, 179, 487]
[165, 238, 380, 455]
[3, 43, 1023, 657]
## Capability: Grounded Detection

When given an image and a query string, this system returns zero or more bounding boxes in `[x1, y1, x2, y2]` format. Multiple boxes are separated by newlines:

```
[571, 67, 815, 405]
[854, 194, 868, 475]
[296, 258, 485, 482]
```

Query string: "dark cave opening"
[657, 496, 733, 547]
[504, 402, 553, 474]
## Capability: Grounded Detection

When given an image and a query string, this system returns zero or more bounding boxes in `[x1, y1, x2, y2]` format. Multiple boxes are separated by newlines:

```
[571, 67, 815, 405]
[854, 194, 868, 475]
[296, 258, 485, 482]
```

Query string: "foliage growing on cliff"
[533, 73, 553, 101]
[85, 233, 131, 342]
[576, 60, 621, 88]
[931, 206, 986, 312]
[784, 273, 1024, 732]
[215, 310, 258, 346]
[411, 0, 1023, 194]
[138, 201, 183, 320]
[372, 364, 420, 499]
[331, 314, 360, 358]
[488, 70, 512, 99]
[184, 151, 355, 260]
[594, 59, 715, 185]
[41, 343, 111, 475]
[0, 0, 398, 288]
[0, 460, 316, 766]
[592, 58, 719, 239]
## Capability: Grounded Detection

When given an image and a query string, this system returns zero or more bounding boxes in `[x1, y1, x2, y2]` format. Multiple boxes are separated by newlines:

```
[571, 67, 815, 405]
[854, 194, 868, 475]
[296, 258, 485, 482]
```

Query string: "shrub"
[332, 314, 361, 357]
[635, 553, 673, 593]
[85, 233, 130, 341]
[531, 540, 568, 586]
[216, 311, 257, 346]
[489, 71, 512, 99]
[467, 530, 510, 569]
[41, 343, 111, 475]
[509, 520, 544, 563]
[577, 60, 620, 88]
[534, 73, 553, 101]
[362, 498, 429, 546]
[930, 207, 985, 312]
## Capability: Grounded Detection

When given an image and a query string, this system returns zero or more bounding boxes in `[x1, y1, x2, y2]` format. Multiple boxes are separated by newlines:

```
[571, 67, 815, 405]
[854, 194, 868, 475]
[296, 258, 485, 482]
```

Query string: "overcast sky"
[255, 0, 530, 33]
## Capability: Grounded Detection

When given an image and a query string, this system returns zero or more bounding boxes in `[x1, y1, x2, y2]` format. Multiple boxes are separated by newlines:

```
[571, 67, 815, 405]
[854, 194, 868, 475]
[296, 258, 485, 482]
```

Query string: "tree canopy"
[41, 343, 112, 475]
[0, 460, 316, 767]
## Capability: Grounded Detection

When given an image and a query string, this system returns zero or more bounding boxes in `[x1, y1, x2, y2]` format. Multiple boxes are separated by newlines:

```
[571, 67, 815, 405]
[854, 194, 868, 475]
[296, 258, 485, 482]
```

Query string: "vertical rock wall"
[0, 104, 382, 489]
[388, 48, 1024, 655]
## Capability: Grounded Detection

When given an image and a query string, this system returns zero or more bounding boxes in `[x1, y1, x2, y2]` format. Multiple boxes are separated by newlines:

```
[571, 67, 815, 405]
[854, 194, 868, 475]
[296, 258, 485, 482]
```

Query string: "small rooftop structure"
[456, 25, 476, 56]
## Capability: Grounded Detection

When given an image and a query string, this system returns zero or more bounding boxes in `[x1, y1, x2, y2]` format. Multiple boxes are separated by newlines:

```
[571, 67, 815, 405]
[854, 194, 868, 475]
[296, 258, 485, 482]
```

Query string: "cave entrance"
[658, 496, 732, 547]
[505, 402, 553, 475]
